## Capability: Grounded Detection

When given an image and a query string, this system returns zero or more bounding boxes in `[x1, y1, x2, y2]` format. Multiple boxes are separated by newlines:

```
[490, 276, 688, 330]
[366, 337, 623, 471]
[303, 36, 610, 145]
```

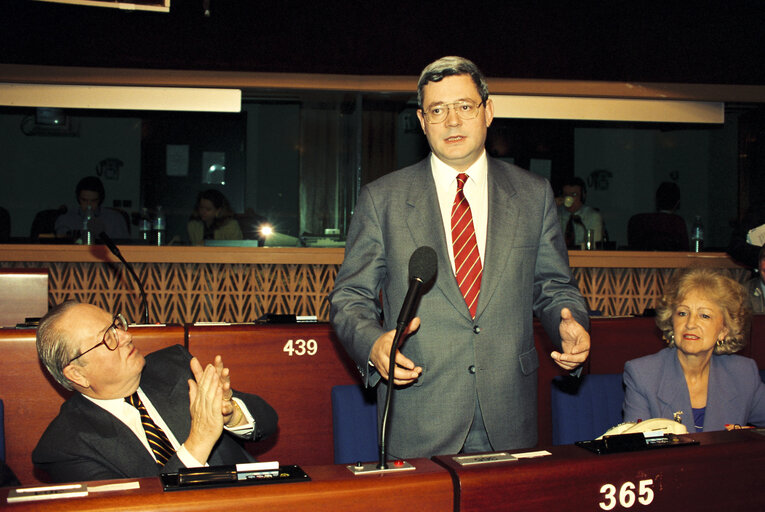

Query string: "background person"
[187, 189, 243, 245]
[627, 181, 689, 251]
[623, 269, 765, 432]
[33, 301, 278, 482]
[556, 177, 603, 249]
[54, 176, 129, 240]
[330, 56, 590, 459]
[747, 245, 765, 313]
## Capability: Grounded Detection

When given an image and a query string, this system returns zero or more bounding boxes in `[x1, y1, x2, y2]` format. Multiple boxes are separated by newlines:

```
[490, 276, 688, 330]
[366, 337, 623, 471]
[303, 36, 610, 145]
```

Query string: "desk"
[433, 430, 765, 512]
[1, 459, 453, 511]
[5, 433, 764, 511]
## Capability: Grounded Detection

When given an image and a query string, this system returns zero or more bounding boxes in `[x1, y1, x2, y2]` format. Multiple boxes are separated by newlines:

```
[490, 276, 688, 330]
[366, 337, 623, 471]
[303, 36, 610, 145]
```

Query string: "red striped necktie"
[125, 391, 175, 466]
[451, 173, 482, 318]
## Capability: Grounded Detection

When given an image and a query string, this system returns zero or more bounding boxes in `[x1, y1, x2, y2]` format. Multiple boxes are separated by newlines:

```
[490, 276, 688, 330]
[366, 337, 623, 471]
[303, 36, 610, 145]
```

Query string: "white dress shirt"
[430, 150, 489, 275]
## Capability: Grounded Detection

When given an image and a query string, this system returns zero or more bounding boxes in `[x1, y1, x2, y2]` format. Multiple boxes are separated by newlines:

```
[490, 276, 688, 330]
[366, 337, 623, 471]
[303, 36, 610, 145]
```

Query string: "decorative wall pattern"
[573, 267, 750, 317]
[0, 260, 750, 323]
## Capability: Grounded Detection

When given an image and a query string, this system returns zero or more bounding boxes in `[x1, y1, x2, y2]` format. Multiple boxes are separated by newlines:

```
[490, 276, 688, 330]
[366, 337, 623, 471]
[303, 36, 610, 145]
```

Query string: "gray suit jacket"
[33, 345, 278, 483]
[330, 156, 589, 458]
[623, 347, 765, 431]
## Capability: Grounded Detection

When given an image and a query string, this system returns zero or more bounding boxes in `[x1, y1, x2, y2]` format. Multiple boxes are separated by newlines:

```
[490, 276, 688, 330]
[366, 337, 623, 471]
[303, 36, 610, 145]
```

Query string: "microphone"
[396, 246, 438, 329]
[378, 246, 437, 469]
[99, 232, 150, 324]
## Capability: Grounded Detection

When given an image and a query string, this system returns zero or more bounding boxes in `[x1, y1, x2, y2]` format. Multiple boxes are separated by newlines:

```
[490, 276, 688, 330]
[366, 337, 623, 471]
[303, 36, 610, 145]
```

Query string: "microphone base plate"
[346, 461, 416, 475]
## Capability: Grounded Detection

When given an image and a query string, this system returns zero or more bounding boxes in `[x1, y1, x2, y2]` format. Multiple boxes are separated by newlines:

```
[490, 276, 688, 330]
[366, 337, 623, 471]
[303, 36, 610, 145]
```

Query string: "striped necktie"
[451, 173, 482, 318]
[125, 391, 175, 466]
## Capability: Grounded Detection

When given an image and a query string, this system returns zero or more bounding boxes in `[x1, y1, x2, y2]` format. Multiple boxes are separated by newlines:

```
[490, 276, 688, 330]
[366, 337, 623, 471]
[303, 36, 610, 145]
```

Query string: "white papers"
[7, 483, 87, 503]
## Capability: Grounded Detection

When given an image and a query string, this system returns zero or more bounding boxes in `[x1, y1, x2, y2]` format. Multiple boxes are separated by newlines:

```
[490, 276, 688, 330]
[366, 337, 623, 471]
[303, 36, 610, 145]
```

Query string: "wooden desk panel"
[1, 460, 453, 511]
[0, 269, 48, 328]
[186, 323, 361, 467]
[0, 326, 185, 486]
[434, 430, 765, 512]
[588, 316, 666, 373]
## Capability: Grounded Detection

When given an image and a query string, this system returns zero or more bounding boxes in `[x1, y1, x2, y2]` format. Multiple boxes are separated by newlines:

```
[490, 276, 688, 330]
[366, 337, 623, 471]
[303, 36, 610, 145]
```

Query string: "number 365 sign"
[599, 479, 655, 510]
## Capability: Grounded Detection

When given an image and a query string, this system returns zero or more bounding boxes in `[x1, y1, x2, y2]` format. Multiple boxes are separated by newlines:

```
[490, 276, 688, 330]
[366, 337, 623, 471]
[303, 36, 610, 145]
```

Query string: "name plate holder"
[575, 433, 699, 455]
[161, 462, 309, 491]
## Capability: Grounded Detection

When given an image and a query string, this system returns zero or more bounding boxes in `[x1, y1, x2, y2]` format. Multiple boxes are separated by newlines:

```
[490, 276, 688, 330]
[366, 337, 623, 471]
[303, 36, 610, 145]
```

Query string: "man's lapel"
[475, 160, 520, 319]
[73, 394, 156, 472]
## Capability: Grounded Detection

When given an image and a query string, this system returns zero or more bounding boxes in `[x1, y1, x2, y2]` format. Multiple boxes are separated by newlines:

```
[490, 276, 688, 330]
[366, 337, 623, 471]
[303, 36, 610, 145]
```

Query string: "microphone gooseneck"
[99, 232, 151, 324]
[378, 246, 437, 469]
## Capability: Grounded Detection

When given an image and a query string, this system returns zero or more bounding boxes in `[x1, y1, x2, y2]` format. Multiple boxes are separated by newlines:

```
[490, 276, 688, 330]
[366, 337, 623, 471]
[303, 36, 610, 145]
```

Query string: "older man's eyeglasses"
[421, 100, 485, 124]
[68, 313, 128, 364]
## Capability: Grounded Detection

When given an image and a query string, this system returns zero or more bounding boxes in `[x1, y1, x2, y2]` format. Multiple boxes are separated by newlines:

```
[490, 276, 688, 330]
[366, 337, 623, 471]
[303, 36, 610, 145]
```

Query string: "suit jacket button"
[473, 325, 481, 334]
[468, 365, 476, 374]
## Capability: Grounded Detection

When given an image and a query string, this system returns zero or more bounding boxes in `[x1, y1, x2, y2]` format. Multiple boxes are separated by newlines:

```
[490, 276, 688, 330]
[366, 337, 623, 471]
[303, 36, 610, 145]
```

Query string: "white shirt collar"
[430, 150, 488, 189]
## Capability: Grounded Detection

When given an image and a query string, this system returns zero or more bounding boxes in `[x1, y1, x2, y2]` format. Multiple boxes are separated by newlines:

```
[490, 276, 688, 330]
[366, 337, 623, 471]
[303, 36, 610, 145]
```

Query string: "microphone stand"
[99, 233, 150, 324]
[378, 323, 408, 469]
[351, 246, 435, 475]
[378, 275, 425, 470]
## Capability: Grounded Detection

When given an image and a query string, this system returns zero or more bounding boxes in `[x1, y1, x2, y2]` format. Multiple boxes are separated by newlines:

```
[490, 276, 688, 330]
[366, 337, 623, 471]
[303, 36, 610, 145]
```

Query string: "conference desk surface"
[4, 431, 764, 511]
[434, 429, 765, 512]
[0, 459, 452, 511]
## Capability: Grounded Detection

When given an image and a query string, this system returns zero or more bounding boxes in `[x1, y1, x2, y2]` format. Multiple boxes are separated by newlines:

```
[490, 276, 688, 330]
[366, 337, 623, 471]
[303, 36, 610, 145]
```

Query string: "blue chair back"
[760, 369, 765, 384]
[0, 399, 5, 461]
[331, 384, 378, 464]
[551, 373, 625, 445]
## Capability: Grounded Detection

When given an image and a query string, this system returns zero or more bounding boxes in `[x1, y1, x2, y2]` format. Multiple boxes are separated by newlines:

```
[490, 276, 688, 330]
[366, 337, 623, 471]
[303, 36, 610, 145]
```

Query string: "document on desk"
[6, 483, 88, 503]
[7, 481, 141, 503]
[88, 481, 141, 492]
[512, 450, 552, 459]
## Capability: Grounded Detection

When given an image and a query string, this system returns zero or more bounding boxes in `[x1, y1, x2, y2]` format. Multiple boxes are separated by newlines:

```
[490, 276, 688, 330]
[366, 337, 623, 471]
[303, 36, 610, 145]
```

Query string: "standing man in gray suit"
[330, 56, 591, 459]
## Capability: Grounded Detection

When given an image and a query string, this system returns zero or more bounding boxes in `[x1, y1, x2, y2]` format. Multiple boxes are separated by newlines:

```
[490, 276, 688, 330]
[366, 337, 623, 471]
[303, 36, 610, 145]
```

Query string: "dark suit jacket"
[747, 277, 764, 314]
[33, 345, 278, 483]
[623, 347, 765, 431]
[330, 156, 589, 458]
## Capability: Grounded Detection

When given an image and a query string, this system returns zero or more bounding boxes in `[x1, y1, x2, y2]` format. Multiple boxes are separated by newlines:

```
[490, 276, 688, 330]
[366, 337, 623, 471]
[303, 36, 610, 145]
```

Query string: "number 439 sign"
[283, 339, 318, 356]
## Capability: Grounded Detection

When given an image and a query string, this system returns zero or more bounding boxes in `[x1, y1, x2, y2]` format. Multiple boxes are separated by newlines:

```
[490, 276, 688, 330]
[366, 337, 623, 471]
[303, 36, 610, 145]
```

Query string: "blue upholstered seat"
[551, 373, 625, 445]
[331, 384, 378, 464]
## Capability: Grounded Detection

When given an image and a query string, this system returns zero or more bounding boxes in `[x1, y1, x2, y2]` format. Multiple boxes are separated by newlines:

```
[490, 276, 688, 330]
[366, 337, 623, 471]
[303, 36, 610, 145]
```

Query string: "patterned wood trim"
[0, 253, 750, 323]
[573, 267, 751, 317]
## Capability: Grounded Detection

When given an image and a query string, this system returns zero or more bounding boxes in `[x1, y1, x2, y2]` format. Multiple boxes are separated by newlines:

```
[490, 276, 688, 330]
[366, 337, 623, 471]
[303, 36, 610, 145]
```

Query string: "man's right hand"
[184, 357, 225, 464]
[369, 317, 423, 385]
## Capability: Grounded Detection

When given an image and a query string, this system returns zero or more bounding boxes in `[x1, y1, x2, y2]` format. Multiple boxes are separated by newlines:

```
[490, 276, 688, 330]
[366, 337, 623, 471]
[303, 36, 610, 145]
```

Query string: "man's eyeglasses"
[68, 313, 128, 364]
[421, 100, 485, 124]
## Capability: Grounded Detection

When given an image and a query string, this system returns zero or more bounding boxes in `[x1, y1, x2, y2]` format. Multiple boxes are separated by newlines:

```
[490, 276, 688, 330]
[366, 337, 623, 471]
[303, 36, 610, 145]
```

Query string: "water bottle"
[584, 229, 594, 250]
[153, 205, 166, 246]
[138, 207, 151, 244]
[82, 205, 94, 246]
[691, 215, 704, 252]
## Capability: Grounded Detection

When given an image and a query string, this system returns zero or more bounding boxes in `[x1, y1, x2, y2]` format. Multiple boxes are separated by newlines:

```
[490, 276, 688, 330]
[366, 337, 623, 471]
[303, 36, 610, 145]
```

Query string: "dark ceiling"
[2, 0, 764, 85]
